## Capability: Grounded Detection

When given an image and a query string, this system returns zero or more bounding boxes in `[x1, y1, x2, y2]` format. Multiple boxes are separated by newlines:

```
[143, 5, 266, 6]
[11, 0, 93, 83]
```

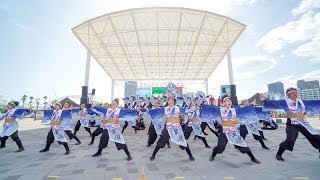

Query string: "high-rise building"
[297, 79, 319, 90]
[298, 88, 320, 100]
[0, 95, 7, 106]
[220, 85, 231, 97]
[124, 81, 137, 97]
[267, 81, 284, 96]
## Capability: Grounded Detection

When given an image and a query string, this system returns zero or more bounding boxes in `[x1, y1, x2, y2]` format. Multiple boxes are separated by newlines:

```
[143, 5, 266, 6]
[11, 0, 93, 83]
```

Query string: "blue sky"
[0, 0, 319, 104]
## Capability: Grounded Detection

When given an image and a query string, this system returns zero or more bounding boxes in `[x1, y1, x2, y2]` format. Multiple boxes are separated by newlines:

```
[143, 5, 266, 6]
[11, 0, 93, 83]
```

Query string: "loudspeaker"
[230, 85, 238, 106]
[81, 86, 88, 104]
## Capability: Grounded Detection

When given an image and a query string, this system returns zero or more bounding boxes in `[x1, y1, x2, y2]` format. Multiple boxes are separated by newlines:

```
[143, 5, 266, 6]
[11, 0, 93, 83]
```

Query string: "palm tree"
[21, 95, 27, 108]
[35, 98, 40, 111]
[29, 96, 34, 109]
[43, 96, 48, 109]
[51, 100, 57, 108]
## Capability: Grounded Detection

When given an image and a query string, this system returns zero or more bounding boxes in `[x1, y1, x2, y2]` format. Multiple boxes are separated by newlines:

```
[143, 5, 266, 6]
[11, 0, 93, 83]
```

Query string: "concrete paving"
[0, 118, 319, 180]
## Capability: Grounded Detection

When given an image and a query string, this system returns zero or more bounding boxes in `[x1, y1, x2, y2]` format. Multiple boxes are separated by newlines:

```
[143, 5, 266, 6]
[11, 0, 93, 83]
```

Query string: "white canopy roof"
[72, 7, 245, 81]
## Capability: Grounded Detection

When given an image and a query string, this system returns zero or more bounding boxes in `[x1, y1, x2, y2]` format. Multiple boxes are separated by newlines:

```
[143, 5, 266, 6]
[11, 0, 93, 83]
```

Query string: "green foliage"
[95, 102, 103, 106]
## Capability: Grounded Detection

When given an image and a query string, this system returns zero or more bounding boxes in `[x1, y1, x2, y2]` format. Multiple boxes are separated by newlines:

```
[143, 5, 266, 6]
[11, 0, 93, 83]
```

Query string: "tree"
[51, 100, 57, 107]
[35, 98, 40, 111]
[29, 96, 34, 109]
[96, 102, 103, 106]
[21, 95, 27, 108]
[43, 96, 48, 109]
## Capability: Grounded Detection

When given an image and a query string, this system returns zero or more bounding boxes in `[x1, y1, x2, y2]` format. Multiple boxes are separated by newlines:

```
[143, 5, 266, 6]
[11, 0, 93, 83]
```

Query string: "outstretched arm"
[260, 93, 288, 112]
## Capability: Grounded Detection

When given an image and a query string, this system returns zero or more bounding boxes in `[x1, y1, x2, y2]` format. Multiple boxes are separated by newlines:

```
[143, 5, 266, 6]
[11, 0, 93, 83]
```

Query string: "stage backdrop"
[152, 86, 183, 97]
[137, 87, 152, 97]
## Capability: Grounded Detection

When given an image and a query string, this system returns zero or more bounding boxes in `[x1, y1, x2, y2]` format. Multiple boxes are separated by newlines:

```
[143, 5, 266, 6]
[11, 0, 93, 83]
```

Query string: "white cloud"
[292, 32, 320, 63]
[233, 55, 277, 79]
[292, 0, 320, 16]
[207, 55, 276, 98]
[256, 11, 320, 53]
[271, 69, 320, 89]
[14, 23, 35, 32]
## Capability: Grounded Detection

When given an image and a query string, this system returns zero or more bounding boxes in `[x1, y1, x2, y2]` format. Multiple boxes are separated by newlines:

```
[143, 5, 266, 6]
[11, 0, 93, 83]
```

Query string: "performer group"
[1, 87, 320, 165]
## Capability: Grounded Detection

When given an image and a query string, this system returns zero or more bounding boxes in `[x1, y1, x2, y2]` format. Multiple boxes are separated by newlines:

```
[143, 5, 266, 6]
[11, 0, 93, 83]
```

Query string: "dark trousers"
[0, 130, 23, 148]
[200, 122, 218, 137]
[212, 127, 251, 154]
[239, 124, 267, 147]
[44, 129, 69, 151]
[262, 121, 277, 130]
[122, 121, 137, 133]
[152, 129, 193, 157]
[98, 129, 128, 150]
[90, 126, 103, 143]
[148, 122, 158, 146]
[64, 130, 80, 142]
[74, 120, 91, 135]
[147, 122, 170, 146]
[184, 126, 209, 147]
[280, 124, 320, 151]
[138, 121, 145, 130]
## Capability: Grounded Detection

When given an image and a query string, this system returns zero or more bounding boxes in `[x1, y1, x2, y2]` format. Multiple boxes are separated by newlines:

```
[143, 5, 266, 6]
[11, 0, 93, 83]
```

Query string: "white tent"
[72, 7, 245, 98]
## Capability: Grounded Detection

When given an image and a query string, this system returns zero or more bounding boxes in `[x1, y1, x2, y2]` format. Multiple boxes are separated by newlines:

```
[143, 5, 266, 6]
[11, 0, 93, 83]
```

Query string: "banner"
[42, 109, 54, 124]
[1, 121, 19, 137]
[12, 109, 31, 119]
[153, 121, 165, 135]
[245, 122, 261, 136]
[298, 118, 320, 135]
[149, 108, 165, 124]
[225, 131, 247, 147]
[167, 123, 187, 147]
[79, 114, 92, 127]
[52, 127, 67, 142]
[191, 123, 205, 137]
[60, 110, 73, 131]
[119, 108, 138, 126]
[303, 100, 320, 117]
[238, 105, 260, 124]
[164, 82, 183, 97]
[107, 124, 126, 144]
[254, 107, 271, 120]
[200, 104, 220, 125]
[152, 87, 166, 97]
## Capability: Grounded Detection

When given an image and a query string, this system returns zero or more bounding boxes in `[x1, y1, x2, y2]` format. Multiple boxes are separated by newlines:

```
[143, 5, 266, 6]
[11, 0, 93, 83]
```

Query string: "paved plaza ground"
[0, 118, 320, 180]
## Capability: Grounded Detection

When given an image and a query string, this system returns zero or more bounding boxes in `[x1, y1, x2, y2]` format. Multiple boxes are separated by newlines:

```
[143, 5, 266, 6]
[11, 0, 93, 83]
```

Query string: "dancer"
[184, 102, 211, 148]
[88, 103, 109, 145]
[150, 96, 195, 161]
[121, 103, 139, 134]
[146, 100, 170, 148]
[239, 99, 269, 149]
[92, 98, 132, 161]
[209, 95, 261, 164]
[262, 117, 278, 130]
[62, 102, 81, 145]
[0, 101, 30, 152]
[261, 87, 320, 161]
[40, 103, 70, 155]
[254, 107, 278, 130]
[74, 103, 92, 136]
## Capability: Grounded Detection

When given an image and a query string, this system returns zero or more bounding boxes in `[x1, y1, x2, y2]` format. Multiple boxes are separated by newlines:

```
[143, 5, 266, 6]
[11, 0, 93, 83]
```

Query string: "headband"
[223, 96, 231, 102]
